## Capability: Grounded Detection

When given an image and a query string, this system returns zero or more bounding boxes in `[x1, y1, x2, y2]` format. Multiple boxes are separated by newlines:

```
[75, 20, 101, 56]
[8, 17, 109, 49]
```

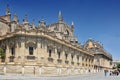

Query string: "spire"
[32, 19, 35, 28]
[71, 21, 74, 28]
[23, 14, 28, 24]
[71, 21, 74, 26]
[38, 20, 42, 30]
[39, 18, 46, 27]
[6, 4, 11, 15]
[38, 20, 40, 27]
[24, 14, 28, 22]
[41, 19, 45, 25]
[38, 19, 46, 30]
[13, 13, 18, 22]
[58, 11, 63, 21]
[71, 21, 74, 33]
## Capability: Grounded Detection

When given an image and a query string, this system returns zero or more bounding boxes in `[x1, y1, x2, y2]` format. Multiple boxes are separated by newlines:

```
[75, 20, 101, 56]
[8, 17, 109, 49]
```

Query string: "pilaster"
[5, 45, 10, 63]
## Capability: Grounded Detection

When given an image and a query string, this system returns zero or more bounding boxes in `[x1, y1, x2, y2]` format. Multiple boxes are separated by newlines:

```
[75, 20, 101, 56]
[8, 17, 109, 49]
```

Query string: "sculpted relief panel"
[0, 21, 9, 36]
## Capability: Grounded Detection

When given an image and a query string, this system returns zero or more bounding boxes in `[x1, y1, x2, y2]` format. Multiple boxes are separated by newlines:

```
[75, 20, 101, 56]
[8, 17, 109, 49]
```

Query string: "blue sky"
[0, 0, 120, 60]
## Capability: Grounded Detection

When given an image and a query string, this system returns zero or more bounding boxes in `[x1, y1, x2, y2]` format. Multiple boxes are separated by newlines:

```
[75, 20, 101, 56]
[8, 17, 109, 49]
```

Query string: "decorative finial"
[6, 4, 10, 15]
[38, 20, 41, 28]
[58, 10, 63, 21]
[13, 13, 18, 22]
[23, 14, 28, 24]
[41, 18, 46, 26]
[24, 14, 28, 22]
[72, 21, 74, 26]
[32, 19, 35, 28]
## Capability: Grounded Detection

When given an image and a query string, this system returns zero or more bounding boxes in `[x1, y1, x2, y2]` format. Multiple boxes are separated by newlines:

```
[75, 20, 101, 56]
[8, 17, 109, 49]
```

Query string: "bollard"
[57, 67, 59, 75]
[22, 66, 24, 76]
[33, 67, 35, 75]
[4, 66, 6, 75]
[67, 68, 70, 75]
[39, 67, 42, 75]
[59, 68, 61, 75]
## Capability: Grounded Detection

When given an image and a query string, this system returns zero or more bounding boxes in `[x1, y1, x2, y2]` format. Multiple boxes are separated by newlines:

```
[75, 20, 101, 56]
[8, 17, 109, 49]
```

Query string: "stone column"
[34, 47, 37, 60]
[39, 40, 44, 64]
[79, 55, 82, 68]
[54, 47, 57, 64]
[73, 55, 77, 67]
[24, 44, 28, 58]
[15, 43, 19, 63]
[21, 42, 25, 63]
[37, 43, 41, 63]
[68, 53, 71, 66]
[61, 50, 65, 65]
[41, 39, 47, 65]
[5, 45, 10, 63]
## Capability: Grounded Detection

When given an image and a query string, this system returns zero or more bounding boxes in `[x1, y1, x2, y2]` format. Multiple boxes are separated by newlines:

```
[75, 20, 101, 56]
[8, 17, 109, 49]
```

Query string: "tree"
[0, 48, 5, 62]
[117, 62, 120, 69]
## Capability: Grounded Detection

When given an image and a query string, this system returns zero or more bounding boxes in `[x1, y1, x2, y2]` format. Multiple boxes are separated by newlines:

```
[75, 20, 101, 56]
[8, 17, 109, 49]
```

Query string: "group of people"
[104, 70, 108, 76]
[104, 69, 120, 76]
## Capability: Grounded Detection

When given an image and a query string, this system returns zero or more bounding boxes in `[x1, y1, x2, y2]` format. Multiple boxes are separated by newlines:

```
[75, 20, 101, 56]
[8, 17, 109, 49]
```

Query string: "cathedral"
[0, 5, 112, 75]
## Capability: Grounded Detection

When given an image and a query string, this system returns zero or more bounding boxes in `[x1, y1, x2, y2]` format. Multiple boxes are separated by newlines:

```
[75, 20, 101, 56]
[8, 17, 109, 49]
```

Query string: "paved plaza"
[0, 73, 120, 80]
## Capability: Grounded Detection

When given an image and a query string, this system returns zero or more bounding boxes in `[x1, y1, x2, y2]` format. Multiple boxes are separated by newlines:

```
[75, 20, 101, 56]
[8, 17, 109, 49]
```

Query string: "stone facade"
[84, 39, 112, 72]
[0, 5, 112, 75]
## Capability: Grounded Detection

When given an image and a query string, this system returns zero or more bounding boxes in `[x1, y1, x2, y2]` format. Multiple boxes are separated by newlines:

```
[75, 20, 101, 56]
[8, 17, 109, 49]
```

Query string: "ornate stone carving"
[25, 41, 37, 48]
[57, 46, 62, 52]
[8, 39, 15, 48]
[47, 43, 54, 50]
[36, 38, 42, 43]
[0, 42, 6, 49]
[57, 59, 62, 63]
[19, 36, 26, 42]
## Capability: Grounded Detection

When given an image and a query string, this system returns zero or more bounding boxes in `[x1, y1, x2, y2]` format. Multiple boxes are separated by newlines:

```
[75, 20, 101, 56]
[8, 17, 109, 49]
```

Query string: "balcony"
[9, 56, 15, 62]
[1, 59, 5, 62]
[77, 62, 80, 66]
[48, 57, 54, 62]
[71, 61, 74, 65]
[57, 59, 62, 63]
[65, 60, 69, 64]
[26, 55, 36, 60]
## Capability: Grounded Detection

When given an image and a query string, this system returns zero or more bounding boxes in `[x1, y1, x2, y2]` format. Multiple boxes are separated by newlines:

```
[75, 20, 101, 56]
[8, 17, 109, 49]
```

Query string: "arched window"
[65, 30, 69, 35]
[3, 48, 6, 53]
[29, 47, 33, 55]
[58, 52, 61, 59]
[49, 49, 52, 57]
[77, 56, 79, 62]
[71, 55, 74, 61]
[65, 53, 68, 60]
[11, 47, 15, 55]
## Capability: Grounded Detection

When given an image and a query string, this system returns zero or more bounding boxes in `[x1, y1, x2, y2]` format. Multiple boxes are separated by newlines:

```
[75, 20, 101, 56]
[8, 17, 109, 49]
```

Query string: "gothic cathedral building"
[0, 5, 112, 75]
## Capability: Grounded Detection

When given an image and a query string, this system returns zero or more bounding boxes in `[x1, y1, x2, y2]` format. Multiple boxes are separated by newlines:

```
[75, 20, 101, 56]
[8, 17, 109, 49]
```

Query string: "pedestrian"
[109, 71, 112, 76]
[104, 70, 107, 76]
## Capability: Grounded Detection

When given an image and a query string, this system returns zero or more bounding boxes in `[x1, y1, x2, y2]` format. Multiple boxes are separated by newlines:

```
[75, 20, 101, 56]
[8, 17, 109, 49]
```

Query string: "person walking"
[104, 70, 107, 76]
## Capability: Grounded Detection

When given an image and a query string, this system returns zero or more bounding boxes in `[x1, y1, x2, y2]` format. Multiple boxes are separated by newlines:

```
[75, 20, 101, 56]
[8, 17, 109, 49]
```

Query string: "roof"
[84, 39, 112, 60]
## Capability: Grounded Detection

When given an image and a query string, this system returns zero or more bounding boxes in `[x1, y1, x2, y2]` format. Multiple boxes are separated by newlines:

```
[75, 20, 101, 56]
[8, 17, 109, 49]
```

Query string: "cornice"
[0, 31, 94, 56]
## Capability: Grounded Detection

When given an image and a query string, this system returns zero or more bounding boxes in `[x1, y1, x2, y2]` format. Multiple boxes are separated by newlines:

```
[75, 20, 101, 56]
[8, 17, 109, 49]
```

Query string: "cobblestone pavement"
[0, 73, 120, 80]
